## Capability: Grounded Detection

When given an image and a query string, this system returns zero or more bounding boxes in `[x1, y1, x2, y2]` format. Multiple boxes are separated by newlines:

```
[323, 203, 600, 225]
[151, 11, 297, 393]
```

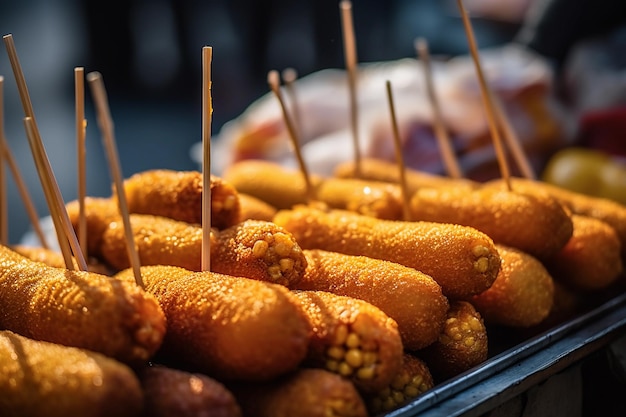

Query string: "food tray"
[384, 292, 626, 417]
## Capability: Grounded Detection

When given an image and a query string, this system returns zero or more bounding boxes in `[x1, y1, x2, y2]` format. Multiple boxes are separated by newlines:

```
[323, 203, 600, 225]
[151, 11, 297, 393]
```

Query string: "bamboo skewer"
[456, 0, 512, 190]
[86, 71, 143, 288]
[268, 70, 315, 204]
[201, 46, 212, 272]
[0, 76, 6, 245]
[386, 80, 412, 221]
[415, 38, 463, 180]
[282, 68, 302, 139]
[75, 67, 88, 259]
[340, 0, 362, 178]
[4, 34, 86, 269]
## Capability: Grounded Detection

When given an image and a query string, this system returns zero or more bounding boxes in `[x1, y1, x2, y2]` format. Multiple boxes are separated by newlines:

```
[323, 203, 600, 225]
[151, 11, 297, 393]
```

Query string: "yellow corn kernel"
[344, 348, 363, 368]
[279, 258, 294, 272]
[356, 365, 376, 380]
[345, 332, 360, 349]
[474, 257, 490, 273]
[327, 346, 346, 360]
[326, 359, 340, 372]
[404, 385, 420, 398]
[338, 361, 353, 376]
[333, 324, 349, 345]
[252, 240, 269, 258]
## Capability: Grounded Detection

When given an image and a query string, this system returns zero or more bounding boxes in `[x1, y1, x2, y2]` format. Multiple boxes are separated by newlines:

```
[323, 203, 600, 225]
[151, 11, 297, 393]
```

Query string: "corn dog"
[230, 368, 368, 417]
[470, 245, 555, 328]
[87, 210, 306, 287]
[546, 214, 623, 291]
[485, 177, 626, 259]
[237, 192, 278, 222]
[140, 364, 242, 417]
[367, 353, 434, 415]
[223, 159, 404, 219]
[114, 265, 310, 381]
[274, 206, 501, 300]
[334, 157, 478, 195]
[119, 169, 241, 229]
[11, 244, 112, 275]
[296, 249, 449, 350]
[292, 290, 404, 393]
[66, 196, 120, 258]
[0, 245, 165, 364]
[419, 301, 488, 382]
[409, 186, 574, 260]
[0, 330, 143, 417]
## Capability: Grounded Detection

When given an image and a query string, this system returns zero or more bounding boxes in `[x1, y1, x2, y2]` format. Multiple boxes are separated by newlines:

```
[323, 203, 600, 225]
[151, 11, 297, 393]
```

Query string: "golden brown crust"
[419, 301, 488, 383]
[410, 186, 574, 260]
[140, 365, 242, 417]
[115, 265, 311, 381]
[11, 244, 112, 275]
[230, 368, 368, 417]
[66, 197, 120, 258]
[237, 192, 278, 222]
[0, 330, 143, 417]
[0, 245, 165, 365]
[274, 206, 501, 300]
[292, 290, 404, 393]
[471, 245, 555, 328]
[120, 169, 241, 230]
[297, 249, 449, 350]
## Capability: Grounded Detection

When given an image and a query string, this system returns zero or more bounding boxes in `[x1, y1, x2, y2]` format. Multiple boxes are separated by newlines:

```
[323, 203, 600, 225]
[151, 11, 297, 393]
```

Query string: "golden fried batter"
[11, 244, 112, 275]
[0, 245, 165, 365]
[297, 249, 449, 350]
[471, 245, 555, 328]
[237, 192, 278, 222]
[140, 364, 242, 417]
[115, 265, 311, 381]
[66, 196, 120, 258]
[0, 330, 143, 417]
[410, 186, 574, 260]
[546, 214, 623, 291]
[366, 353, 434, 415]
[119, 169, 241, 229]
[230, 368, 368, 417]
[292, 290, 404, 393]
[419, 301, 488, 382]
[274, 206, 501, 300]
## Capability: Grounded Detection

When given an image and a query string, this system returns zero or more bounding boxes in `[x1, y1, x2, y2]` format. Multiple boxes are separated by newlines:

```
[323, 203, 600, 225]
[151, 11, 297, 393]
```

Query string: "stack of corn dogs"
[3, 159, 625, 417]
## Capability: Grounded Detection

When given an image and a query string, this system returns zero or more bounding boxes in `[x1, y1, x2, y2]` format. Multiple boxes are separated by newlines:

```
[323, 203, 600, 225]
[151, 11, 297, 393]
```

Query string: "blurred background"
[1, 0, 625, 243]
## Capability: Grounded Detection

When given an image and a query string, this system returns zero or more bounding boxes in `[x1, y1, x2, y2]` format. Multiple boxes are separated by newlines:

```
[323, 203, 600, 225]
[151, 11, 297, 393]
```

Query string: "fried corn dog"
[274, 206, 501, 300]
[120, 169, 241, 229]
[114, 265, 311, 381]
[11, 244, 112, 275]
[296, 249, 449, 350]
[223, 159, 404, 219]
[485, 177, 626, 259]
[546, 214, 623, 291]
[0, 245, 165, 364]
[66, 196, 120, 258]
[471, 245, 555, 328]
[366, 353, 434, 415]
[410, 186, 574, 260]
[334, 157, 478, 195]
[419, 301, 488, 382]
[237, 192, 278, 222]
[0, 330, 143, 417]
[140, 364, 242, 417]
[230, 368, 368, 417]
[292, 290, 404, 393]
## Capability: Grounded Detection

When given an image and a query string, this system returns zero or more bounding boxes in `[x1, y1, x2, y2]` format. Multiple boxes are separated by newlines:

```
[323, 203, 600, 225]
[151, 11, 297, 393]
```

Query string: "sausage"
[292, 290, 404, 393]
[419, 301, 488, 382]
[0, 330, 143, 417]
[273, 205, 501, 300]
[0, 244, 165, 365]
[295, 249, 449, 350]
[119, 169, 241, 229]
[139, 364, 242, 417]
[409, 185, 574, 260]
[114, 265, 311, 381]
[366, 353, 434, 415]
[223, 159, 405, 219]
[471, 245, 555, 328]
[229, 368, 368, 417]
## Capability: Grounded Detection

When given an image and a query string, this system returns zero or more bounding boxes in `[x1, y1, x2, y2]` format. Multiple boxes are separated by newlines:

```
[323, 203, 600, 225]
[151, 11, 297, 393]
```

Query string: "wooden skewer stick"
[386, 80, 412, 221]
[415, 38, 463, 179]
[340, 0, 362, 178]
[86, 71, 143, 288]
[456, 0, 512, 190]
[4, 34, 85, 268]
[201, 46, 212, 272]
[491, 92, 536, 180]
[75, 67, 88, 259]
[0, 76, 6, 245]
[267, 70, 315, 204]
[282, 68, 302, 139]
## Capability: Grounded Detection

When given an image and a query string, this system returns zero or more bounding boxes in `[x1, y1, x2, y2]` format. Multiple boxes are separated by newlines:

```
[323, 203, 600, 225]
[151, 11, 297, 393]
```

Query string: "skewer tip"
[267, 70, 280, 90]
